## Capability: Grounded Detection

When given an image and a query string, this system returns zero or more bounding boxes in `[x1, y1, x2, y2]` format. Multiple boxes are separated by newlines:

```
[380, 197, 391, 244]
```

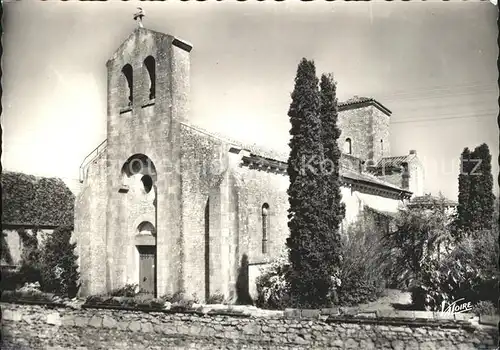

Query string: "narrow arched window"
[344, 138, 352, 154]
[262, 203, 270, 254]
[122, 64, 133, 106]
[144, 56, 156, 100]
[380, 139, 384, 155]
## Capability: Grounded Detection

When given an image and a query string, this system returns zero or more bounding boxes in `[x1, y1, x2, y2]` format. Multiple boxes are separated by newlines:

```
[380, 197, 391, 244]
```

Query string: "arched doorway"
[135, 221, 156, 295]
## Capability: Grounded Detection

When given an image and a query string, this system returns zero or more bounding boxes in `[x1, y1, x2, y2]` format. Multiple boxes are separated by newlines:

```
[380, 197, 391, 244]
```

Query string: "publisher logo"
[441, 298, 473, 314]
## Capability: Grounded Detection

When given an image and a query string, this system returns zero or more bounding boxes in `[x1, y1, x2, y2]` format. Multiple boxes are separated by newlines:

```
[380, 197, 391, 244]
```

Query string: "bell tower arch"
[104, 22, 192, 296]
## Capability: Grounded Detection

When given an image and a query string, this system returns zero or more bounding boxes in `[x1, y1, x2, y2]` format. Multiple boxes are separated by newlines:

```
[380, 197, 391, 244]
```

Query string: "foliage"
[206, 292, 225, 304]
[454, 143, 495, 235]
[1, 231, 14, 265]
[1, 266, 25, 291]
[1, 289, 56, 304]
[1, 171, 74, 227]
[84, 294, 166, 310]
[110, 284, 139, 297]
[318, 73, 345, 261]
[286, 59, 343, 308]
[383, 197, 451, 290]
[336, 216, 386, 306]
[412, 227, 499, 311]
[39, 226, 80, 298]
[18, 228, 42, 285]
[473, 301, 498, 316]
[160, 290, 198, 309]
[255, 251, 291, 310]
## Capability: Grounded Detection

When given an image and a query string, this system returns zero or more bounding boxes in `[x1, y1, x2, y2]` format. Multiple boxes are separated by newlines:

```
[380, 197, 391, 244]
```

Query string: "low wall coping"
[2, 301, 498, 329]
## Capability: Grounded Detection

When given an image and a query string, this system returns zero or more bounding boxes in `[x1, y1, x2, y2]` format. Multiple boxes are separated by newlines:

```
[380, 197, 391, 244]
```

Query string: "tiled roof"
[338, 96, 392, 116]
[182, 122, 411, 196]
[373, 154, 416, 169]
[408, 194, 458, 208]
[181, 122, 289, 162]
[338, 96, 374, 107]
[341, 169, 411, 193]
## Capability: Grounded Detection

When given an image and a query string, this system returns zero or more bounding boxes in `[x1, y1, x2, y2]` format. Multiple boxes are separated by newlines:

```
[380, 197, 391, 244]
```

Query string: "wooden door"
[138, 246, 156, 295]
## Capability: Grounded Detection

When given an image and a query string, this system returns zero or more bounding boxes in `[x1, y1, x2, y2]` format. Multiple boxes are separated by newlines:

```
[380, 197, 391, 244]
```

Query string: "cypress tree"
[472, 143, 494, 229]
[286, 58, 327, 307]
[455, 147, 473, 235]
[318, 73, 345, 277]
[455, 143, 495, 235]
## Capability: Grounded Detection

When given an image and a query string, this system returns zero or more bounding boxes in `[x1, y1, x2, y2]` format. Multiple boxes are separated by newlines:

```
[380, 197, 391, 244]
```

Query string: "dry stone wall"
[1, 302, 497, 350]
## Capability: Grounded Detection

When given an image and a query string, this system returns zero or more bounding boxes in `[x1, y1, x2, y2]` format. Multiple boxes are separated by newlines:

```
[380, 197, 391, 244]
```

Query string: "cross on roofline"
[134, 7, 145, 28]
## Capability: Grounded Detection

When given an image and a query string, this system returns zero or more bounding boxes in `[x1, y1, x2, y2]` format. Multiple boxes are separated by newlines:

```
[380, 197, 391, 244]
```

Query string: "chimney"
[409, 150, 417, 155]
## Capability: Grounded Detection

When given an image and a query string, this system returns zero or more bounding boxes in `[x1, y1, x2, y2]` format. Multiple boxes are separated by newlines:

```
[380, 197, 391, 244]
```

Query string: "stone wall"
[74, 149, 107, 296]
[2, 302, 498, 350]
[338, 105, 391, 164]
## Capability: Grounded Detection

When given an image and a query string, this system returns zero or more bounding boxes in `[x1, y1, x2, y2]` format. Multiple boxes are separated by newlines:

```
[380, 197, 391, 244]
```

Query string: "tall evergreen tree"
[318, 73, 345, 275]
[455, 143, 495, 235]
[472, 143, 495, 229]
[455, 147, 473, 234]
[286, 58, 328, 307]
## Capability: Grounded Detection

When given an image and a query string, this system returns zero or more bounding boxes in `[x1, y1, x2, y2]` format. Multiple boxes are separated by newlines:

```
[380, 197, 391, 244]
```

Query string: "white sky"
[2, 0, 499, 200]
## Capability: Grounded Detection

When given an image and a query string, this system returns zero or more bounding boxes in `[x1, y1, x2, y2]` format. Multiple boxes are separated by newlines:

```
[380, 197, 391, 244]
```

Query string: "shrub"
[412, 227, 499, 311]
[39, 226, 80, 298]
[84, 294, 166, 310]
[473, 301, 498, 316]
[160, 290, 198, 309]
[1, 289, 55, 304]
[18, 228, 42, 285]
[1, 266, 25, 291]
[206, 292, 225, 304]
[255, 252, 291, 310]
[110, 284, 139, 297]
[383, 200, 451, 291]
[336, 218, 386, 306]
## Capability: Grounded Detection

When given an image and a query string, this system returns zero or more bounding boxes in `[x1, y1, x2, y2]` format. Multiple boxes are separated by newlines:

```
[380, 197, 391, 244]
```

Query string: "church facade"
[74, 26, 424, 301]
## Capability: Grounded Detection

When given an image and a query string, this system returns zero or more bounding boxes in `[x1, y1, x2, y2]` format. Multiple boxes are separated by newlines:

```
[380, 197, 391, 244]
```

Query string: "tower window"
[144, 56, 156, 100]
[380, 139, 384, 155]
[344, 138, 352, 155]
[122, 64, 133, 106]
[262, 203, 270, 254]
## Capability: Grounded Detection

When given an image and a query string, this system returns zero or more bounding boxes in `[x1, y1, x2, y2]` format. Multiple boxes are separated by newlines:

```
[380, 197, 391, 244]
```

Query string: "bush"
[39, 226, 80, 298]
[1, 288, 55, 304]
[255, 252, 291, 310]
[412, 228, 499, 311]
[18, 228, 42, 285]
[206, 292, 225, 304]
[473, 301, 498, 316]
[84, 294, 166, 310]
[159, 290, 198, 309]
[110, 284, 139, 297]
[1, 266, 25, 291]
[336, 218, 386, 306]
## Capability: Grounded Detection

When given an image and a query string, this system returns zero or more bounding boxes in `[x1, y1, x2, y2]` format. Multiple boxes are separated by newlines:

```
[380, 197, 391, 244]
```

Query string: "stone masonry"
[74, 25, 425, 302]
[1, 303, 498, 350]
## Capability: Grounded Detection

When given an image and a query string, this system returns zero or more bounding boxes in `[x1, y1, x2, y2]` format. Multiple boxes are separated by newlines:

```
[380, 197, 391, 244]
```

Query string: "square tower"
[337, 97, 391, 166]
[105, 26, 192, 296]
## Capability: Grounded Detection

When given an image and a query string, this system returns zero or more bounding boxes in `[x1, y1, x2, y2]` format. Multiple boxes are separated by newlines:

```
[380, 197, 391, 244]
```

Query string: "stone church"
[74, 24, 424, 302]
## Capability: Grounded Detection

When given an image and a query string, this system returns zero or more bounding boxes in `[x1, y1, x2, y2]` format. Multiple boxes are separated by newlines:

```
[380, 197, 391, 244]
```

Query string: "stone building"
[74, 24, 425, 301]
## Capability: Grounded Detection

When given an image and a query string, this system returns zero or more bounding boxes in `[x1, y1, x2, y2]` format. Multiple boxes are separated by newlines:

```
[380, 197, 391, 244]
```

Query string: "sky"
[2, 0, 499, 200]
